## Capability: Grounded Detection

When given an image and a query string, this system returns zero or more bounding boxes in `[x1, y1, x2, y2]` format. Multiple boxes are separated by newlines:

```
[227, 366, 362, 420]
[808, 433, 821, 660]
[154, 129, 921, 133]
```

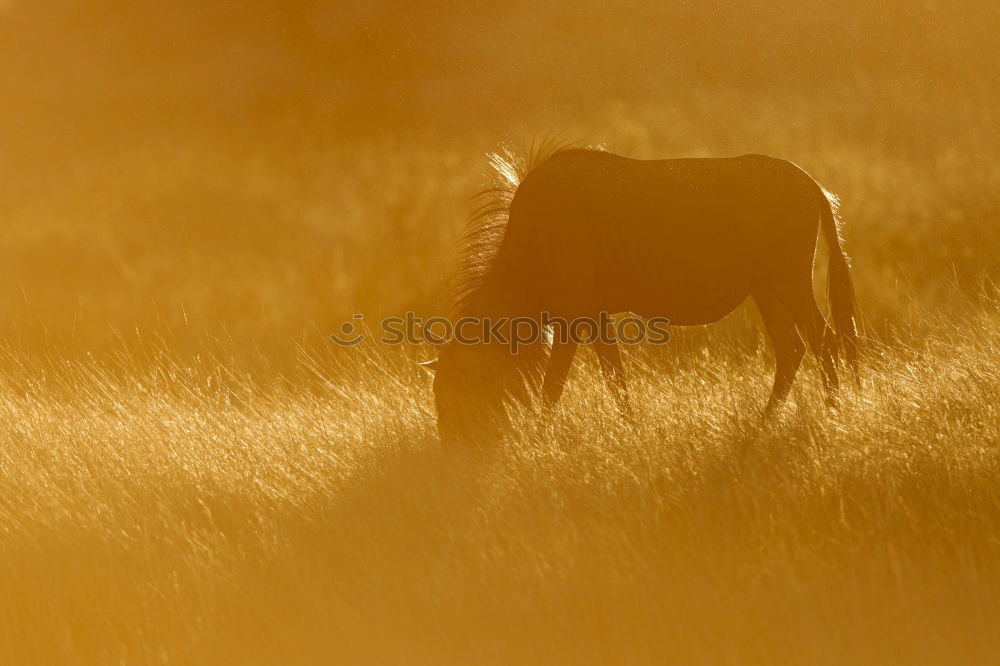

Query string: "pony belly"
[647, 288, 750, 326]
[536, 276, 749, 325]
[529, 251, 752, 324]
[592, 253, 751, 325]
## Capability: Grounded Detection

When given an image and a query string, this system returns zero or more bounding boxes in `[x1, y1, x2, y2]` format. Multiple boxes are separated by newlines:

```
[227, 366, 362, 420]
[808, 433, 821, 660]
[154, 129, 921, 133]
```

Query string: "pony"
[425, 143, 859, 445]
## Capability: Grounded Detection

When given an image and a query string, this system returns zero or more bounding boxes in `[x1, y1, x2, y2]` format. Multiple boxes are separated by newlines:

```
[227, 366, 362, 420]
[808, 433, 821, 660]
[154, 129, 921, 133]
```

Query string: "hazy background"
[0, 0, 998, 365]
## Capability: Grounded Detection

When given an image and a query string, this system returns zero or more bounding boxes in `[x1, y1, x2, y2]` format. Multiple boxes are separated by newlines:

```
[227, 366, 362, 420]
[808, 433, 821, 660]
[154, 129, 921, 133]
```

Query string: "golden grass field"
[2, 2, 1000, 664]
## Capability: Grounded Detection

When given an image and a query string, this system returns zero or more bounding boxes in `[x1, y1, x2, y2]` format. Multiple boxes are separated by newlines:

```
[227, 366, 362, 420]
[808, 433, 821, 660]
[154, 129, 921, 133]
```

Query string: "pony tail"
[819, 189, 860, 372]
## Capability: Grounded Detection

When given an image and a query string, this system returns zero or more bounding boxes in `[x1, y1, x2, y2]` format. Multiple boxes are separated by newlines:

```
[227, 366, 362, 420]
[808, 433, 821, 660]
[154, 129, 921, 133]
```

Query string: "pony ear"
[418, 358, 438, 374]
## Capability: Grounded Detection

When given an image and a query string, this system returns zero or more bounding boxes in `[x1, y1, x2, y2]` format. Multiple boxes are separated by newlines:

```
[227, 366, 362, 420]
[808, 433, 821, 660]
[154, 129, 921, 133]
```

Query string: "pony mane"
[449, 136, 580, 317]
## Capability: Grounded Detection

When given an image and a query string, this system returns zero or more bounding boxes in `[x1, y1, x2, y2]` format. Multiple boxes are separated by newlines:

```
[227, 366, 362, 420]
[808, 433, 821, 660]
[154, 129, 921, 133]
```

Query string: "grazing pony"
[426, 144, 859, 445]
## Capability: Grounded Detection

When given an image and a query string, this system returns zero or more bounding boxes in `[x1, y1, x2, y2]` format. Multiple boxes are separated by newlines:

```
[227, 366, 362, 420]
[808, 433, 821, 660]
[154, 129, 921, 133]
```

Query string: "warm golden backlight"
[1, 2, 999, 664]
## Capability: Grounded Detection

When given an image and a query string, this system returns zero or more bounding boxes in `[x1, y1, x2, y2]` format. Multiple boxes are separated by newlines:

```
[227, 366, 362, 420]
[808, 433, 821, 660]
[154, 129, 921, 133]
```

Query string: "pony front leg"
[542, 338, 578, 407]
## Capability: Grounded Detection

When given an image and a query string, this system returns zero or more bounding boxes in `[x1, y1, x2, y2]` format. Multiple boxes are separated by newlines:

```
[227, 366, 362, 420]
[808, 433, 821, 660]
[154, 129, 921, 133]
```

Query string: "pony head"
[425, 339, 540, 448]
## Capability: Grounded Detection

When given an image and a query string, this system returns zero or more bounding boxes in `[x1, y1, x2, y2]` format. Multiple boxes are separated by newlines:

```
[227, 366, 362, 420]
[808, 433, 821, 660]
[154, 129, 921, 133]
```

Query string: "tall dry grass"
[1, 313, 999, 664]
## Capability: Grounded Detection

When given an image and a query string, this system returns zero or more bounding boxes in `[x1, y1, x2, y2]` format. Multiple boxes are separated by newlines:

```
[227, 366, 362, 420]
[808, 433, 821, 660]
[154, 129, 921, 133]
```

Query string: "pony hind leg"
[593, 338, 633, 418]
[801, 299, 841, 406]
[754, 293, 806, 419]
[781, 287, 841, 407]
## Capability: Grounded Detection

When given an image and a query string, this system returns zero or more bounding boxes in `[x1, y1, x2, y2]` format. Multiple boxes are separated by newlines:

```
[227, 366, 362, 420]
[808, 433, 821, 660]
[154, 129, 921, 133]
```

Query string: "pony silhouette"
[427, 144, 859, 445]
